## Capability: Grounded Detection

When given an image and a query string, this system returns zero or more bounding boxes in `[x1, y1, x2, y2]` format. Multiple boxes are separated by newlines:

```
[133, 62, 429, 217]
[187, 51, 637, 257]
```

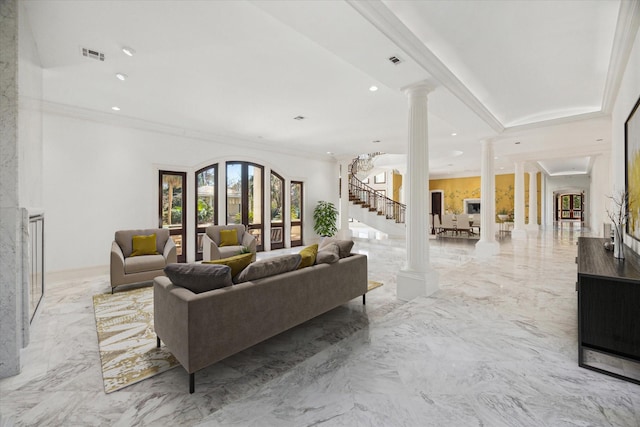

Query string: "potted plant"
[497, 208, 509, 221]
[313, 201, 338, 237]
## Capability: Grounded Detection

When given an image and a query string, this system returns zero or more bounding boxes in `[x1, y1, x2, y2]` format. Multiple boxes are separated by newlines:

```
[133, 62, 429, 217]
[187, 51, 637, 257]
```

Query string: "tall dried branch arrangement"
[606, 190, 630, 229]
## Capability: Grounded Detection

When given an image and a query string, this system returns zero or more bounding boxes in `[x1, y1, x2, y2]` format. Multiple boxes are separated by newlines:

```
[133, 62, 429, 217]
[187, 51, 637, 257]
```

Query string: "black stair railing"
[349, 155, 406, 224]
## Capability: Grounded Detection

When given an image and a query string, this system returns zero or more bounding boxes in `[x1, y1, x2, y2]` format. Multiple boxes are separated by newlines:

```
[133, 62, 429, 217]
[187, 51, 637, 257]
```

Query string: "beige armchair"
[202, 224, 257, 261]
[110, 228, 177, 292]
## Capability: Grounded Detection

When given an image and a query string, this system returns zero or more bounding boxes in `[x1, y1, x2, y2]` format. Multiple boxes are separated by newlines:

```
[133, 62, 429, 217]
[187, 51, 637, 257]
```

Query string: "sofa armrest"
[242, 232, 257, 254]
[202, 233, 221, 261]
[110, 241, 126, 287]
[163, 237, 177, 263]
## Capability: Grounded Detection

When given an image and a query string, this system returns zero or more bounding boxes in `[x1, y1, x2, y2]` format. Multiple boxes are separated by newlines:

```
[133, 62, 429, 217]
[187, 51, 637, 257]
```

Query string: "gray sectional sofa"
[154, 253, 368, 393]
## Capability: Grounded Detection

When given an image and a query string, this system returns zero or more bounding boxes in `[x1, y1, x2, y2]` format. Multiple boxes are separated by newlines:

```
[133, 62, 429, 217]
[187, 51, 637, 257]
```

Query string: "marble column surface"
[1, 224, 639, 426]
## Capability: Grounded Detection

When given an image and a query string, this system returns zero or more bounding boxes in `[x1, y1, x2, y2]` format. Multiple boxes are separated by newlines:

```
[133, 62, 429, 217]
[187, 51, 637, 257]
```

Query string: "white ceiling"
[22, 0, 636, 178]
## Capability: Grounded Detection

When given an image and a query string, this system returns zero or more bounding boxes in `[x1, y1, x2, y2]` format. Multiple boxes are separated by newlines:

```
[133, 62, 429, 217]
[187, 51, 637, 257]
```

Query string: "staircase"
[348, 154, 406, 237]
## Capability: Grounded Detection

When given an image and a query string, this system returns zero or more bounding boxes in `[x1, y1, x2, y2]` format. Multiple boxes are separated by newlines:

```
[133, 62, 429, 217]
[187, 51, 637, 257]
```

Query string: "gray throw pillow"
[318, 238, 354, 258]
[234, 254, 302, 283]
[316, 242, 340, 264]
[164, 263, 233, 294]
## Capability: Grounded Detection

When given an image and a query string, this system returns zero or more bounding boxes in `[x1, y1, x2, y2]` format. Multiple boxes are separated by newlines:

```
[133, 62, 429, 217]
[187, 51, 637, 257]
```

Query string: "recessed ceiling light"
[111, 106, 121, 111]
[327, 151, 334, 155]
[369, 86, 378, 92]
[122, 47, 135, 57]
[115, 73, 127, 81]
[494, 156, 499, 160]
[500, 167, 505, 170]
[451, 133, 457, 136]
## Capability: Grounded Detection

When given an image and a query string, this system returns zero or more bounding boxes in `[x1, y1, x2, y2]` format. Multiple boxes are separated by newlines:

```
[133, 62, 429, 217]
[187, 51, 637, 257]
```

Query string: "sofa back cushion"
[205, 224, 245, 246]
[115, 228, 170, 258]
[234, 254, 301, 284]
[316, 242, 340, 264]
[164, 263, 233, 294]
[319, 237, 354, 258]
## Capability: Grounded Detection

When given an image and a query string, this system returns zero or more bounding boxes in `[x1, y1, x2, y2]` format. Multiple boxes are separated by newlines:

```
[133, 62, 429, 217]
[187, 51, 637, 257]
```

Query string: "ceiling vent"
[388, 56, 402, 65]
[81, 47, 105, 61]
[293, 116, 305, 120]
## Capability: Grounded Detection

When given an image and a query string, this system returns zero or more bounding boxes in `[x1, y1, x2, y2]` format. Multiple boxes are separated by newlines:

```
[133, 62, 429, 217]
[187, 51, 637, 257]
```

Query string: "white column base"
[511, 228, 528, 239]
[475, 240, 500, 258]
[397, 269, 439, 301]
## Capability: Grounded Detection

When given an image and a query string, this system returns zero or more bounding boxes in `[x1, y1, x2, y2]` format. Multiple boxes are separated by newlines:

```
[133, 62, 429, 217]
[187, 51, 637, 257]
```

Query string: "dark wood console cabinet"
[577, 237, 640, 384]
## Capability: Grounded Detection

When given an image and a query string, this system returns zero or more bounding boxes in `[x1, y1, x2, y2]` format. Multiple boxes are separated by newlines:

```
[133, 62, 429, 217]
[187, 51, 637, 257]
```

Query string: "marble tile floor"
[2, 225, 639, 426]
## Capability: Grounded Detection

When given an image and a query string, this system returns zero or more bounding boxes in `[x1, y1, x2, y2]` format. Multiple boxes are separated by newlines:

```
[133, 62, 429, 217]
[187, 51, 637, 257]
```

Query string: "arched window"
[195, 164, 218, 261]
[270, 171, 285, 249]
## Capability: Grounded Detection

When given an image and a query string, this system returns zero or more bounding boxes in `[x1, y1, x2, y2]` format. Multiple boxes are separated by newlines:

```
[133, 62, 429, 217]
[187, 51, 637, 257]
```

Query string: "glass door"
[226, 162, 264, 251]
[559, 193, 583, 220]
[290, 181, 303, 247]
[159, 171, 186, 262]
[270, 172, 285, 249]
[195, 164, 217, 261]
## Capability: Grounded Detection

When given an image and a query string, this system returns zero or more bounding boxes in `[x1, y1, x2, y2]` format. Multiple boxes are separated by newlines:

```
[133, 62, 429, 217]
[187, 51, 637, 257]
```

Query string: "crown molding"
[40, 100, 335, 163]
[602, 0, 640, 113]
[502, 110, 608, 134]
[346, 0, 504, 134]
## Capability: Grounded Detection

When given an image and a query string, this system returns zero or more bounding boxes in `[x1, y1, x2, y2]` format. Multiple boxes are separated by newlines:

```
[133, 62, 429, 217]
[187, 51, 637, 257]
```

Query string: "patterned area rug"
[367, 280, 383, 292]
[92, 287, 179, 393]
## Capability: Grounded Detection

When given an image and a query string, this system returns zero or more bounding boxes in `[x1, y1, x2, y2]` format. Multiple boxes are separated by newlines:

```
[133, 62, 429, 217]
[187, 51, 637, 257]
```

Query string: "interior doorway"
[556, 193, 584, 221]
[430, 190, 444, 234]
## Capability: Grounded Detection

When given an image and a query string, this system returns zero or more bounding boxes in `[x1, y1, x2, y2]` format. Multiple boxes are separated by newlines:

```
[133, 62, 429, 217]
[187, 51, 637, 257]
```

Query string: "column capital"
[401, 80, 437, 98]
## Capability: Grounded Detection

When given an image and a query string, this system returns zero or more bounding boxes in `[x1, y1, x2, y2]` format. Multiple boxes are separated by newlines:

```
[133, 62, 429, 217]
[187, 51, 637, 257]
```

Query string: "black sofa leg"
[363, 294, 366, 305]
[190, 373, 195, 394]
[156, 336, 161, 348]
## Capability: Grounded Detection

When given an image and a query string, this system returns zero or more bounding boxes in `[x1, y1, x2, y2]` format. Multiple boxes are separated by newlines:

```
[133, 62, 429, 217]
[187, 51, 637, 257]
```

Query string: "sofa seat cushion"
[124, 254, 166, 274]
[218, 246, 244, 259]
[234, 254, 301, 284]
[164, 263, 233, 294]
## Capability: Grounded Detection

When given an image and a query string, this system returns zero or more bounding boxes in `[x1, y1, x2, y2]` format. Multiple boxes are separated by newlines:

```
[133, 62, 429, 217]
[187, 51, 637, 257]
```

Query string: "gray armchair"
[110, 228, 177, 292]
[202, 224, 257, 261]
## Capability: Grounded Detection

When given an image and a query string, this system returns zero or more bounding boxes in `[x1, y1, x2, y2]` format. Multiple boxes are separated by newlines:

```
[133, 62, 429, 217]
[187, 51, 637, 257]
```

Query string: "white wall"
[18, 2, 42, 211]
[42, 113, 336, 272]
[612, 25, 640, 253]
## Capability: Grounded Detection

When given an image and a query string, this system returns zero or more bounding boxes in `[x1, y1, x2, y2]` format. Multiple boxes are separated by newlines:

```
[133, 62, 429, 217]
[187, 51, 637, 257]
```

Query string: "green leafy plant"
[313, 201, 338, 237]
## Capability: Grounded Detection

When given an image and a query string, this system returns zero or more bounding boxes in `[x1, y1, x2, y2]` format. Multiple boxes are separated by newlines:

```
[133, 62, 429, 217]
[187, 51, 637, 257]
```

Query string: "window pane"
[227, 163, 242, 224]
[197, 167, 216, 228]
[573, 195, 582, 209]
[561, 195, 570, 210]
[291, 182, 302, 221]
[162, 174, 183, 228]
[291, 224, 301, 242]
[271, 173, 284, 223]
[248, 165, 262, 225]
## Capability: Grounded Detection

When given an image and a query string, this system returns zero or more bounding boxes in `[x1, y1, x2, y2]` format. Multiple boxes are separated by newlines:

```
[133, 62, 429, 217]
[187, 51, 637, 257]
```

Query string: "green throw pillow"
[130, 234, 158, 257]
[219, 229, 239, 247]
[204, 252, 253, 277]
[298, 244, 318, 269]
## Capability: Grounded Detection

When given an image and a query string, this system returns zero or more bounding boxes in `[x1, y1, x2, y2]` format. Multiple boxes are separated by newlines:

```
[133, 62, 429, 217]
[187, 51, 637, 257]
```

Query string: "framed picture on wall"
[374, 172, 386, 184]
[625, 93, 640, 241]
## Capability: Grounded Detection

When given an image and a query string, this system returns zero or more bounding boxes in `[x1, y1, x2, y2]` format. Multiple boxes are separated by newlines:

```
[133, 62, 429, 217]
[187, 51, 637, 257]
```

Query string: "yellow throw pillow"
[130, 234, 158, 257]
[204, 252, 253, 277]
[298, 244, 318, 269]
[219, 229, 239, 247]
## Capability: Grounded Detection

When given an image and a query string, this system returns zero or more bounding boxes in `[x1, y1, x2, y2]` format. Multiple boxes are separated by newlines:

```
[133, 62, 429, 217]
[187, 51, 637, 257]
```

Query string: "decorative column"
[337, 160, 351, 240]
[475, 139, 500, 257]
[0, 0, 25, 378]
[397, 81, 439, 301]
[526, 165, 539, 233]
[512, 161, 527, 239]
